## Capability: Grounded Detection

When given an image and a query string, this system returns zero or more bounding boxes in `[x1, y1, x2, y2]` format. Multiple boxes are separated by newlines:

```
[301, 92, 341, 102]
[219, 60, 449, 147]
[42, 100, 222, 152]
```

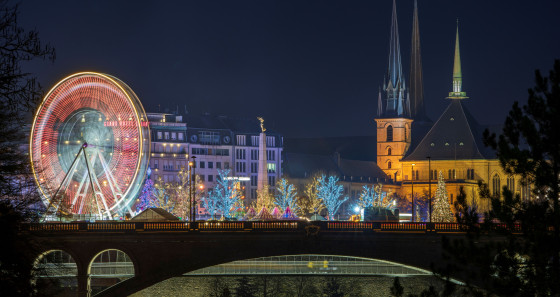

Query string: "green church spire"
[447, 20, 468, 99]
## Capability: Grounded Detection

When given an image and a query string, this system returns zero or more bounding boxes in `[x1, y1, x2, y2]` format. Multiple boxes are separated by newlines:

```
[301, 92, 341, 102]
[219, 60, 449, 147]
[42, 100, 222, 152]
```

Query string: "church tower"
[375, 0, 413, 182]
[409, 0, 427, 120]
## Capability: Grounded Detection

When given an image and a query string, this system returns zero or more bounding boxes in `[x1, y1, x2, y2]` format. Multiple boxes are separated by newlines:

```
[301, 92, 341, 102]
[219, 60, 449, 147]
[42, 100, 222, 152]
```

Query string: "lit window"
[267, 163, 276, 173]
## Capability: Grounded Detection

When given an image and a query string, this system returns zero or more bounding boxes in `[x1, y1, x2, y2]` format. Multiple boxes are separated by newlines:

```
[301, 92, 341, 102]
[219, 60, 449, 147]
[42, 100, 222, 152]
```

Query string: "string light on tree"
[432, 171, 455, 222]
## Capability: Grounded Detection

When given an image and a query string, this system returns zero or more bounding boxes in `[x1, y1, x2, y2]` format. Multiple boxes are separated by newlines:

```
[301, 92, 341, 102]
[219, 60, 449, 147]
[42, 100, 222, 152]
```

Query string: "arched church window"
[507, 176, 515, 192]
[387, 148, 392, 156]
[386, 125, 393, 142]
[387, 161, 392, 169]
[492, 174, 501, 197]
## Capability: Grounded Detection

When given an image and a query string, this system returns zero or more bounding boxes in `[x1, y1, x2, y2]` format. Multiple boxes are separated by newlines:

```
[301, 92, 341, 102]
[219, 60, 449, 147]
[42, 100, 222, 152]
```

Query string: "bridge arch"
[88, 249, 136, 295]
[32, 249, 78, 295]
[185, 254, 433, 276]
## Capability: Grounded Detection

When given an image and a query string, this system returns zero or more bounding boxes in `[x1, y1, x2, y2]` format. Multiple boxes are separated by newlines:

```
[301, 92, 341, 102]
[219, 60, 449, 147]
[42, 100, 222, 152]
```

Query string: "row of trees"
[137, 169, 404, 221]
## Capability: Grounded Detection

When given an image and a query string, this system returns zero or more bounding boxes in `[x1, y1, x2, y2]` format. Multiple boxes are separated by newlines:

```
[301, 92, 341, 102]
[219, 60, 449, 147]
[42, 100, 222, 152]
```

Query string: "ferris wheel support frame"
[42, 142, 135, 221]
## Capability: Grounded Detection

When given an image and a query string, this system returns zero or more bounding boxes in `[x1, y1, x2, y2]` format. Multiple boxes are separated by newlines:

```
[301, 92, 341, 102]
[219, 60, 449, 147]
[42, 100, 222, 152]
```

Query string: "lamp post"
[427, 156, 432, 222]
[190, 156, 197, 223]
[411, 163, 415, 222]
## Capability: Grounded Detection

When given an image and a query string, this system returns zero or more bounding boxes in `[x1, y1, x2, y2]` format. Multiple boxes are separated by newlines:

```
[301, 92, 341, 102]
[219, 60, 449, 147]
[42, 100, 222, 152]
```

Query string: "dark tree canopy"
[0, 1, 55, 296]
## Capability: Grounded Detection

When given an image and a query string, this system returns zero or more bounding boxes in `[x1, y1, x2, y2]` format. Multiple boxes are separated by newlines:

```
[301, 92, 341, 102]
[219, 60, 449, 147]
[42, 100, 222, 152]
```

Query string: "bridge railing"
[23, 221, 525, 234]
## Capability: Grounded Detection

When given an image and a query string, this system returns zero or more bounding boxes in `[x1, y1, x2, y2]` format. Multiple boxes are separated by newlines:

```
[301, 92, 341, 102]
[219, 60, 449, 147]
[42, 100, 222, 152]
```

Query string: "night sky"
[19, 1, 560, 138]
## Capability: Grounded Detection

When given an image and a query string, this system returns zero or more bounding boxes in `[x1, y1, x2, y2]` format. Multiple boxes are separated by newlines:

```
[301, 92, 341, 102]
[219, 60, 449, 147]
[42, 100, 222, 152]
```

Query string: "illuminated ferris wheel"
[30, 72, 150, 219]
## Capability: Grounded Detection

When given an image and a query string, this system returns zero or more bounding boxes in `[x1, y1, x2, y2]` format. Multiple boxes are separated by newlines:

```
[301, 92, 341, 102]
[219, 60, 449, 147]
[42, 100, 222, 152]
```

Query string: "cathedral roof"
[403, 99, 495, 161]
[283, 152, 390, 183]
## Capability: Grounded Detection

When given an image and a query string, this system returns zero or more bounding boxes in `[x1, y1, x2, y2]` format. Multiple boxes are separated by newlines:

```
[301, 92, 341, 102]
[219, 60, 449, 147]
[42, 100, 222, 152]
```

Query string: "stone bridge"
[26, 221, 502, 296]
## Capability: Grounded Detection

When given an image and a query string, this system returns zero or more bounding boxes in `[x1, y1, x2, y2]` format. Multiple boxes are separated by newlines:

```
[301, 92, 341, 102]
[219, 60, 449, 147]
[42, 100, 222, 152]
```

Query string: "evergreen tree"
[431, 171, 454, 222]
[317, 175, 348, 221]
[479, 59, 560, 295]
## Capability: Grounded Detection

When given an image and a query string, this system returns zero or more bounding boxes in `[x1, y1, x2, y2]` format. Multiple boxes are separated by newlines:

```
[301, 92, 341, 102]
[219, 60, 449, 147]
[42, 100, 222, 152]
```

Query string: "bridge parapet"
[23, 221, 523, 234]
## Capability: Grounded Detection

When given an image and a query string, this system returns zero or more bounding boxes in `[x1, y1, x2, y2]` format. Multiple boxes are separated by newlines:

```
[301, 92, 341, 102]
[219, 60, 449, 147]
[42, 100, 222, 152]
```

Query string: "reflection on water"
[131, 275, 447, 297]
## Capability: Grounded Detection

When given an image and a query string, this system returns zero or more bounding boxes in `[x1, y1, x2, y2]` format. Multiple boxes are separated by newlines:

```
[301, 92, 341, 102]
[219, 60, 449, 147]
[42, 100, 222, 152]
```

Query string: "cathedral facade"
[376, 0, 531, 214]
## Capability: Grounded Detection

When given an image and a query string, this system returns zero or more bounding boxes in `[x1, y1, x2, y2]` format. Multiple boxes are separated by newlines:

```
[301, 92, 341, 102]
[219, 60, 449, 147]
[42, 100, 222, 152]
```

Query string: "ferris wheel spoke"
[97, 151, 125, 211]
[71, 167, 91, 212]
[77, 181, 90, 214]
[44, 147, 84, 218]
[84, 149, 112, 219]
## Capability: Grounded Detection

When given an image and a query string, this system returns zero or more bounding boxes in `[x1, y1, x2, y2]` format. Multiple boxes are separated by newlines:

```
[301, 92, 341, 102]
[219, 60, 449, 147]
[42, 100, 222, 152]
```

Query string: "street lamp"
[190, 156, 197, 223]
[411, 163, 415, 222]
[427, 156, 432, 222]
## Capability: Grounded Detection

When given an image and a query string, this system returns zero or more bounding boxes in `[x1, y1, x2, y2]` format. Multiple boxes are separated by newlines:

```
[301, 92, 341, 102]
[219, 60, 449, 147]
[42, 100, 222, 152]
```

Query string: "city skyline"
[19, 0, 560, 137]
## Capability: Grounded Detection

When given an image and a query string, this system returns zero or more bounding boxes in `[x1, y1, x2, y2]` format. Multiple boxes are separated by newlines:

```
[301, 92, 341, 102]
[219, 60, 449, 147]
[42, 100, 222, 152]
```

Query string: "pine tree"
[432, 171, 454, 222]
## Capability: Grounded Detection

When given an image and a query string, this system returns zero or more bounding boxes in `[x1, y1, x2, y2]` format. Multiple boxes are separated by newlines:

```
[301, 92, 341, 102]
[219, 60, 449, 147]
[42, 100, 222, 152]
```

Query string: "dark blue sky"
[19, 1, 560, 137]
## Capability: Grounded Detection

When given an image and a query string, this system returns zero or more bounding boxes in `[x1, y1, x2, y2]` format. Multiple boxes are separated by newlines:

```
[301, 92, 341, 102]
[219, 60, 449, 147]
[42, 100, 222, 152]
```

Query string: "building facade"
[148, 113, 283, 211]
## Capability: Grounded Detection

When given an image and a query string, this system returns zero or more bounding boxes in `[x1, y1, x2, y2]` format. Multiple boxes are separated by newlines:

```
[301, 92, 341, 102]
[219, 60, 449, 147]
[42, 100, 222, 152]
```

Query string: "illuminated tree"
[136, 176, 155, 212]
[202, 169, 242, 219]
[432, 171, 454, 222]
[275, 178, 298, 212]
[358, 184, 393, 209]
[165, 167, 195, 220]
[317, 175, 348, 221]
[150, 177, 175, 214]
[298, 175, 325, 216]
[255, 184, 275, 210]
